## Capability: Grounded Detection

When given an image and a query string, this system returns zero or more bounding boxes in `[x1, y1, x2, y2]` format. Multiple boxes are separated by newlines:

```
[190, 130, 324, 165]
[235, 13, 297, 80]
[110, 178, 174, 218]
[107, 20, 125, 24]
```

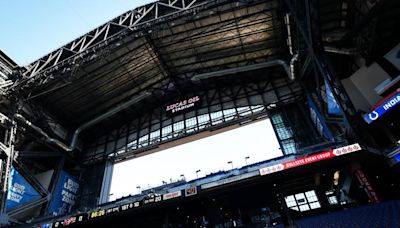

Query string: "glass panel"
[299, 204, 310, 212]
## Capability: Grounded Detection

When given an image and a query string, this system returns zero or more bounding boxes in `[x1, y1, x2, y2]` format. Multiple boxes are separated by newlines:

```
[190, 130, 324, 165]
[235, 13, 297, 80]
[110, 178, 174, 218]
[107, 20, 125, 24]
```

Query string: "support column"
[98, 159, 114, 204]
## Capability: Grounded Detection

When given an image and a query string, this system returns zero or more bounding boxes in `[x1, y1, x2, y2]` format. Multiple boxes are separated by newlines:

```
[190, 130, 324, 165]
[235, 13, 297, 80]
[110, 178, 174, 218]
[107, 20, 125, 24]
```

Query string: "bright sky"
[0, 0, 154, 65]
[1, 1, 283, 203]
[110, 119, 282, 201]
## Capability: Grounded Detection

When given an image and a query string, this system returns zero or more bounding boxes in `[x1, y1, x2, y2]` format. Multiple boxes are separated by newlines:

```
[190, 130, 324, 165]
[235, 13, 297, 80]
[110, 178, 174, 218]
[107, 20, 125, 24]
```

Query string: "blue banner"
[6, 167, 41, 210]
[308, 96, 334, 141]
[325, 80, 342, 115]
[363, 89, 400, 124]
[48, 171, 80, 216]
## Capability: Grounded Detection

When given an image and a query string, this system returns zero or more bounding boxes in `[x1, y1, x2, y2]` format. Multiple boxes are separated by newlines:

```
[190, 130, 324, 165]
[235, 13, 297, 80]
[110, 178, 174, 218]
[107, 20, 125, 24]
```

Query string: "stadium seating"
[295, 201, 400, 227]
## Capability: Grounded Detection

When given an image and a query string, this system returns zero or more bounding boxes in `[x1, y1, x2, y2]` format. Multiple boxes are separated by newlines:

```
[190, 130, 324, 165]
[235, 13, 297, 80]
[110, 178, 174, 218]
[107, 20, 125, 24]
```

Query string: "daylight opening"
[109, 118, 282, 201]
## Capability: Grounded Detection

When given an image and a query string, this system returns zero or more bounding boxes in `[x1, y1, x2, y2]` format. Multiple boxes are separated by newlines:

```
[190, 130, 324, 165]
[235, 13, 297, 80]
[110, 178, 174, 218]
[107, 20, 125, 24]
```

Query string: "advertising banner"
[308, 96, 334, 140]
[363, 88, 400, 124]
[47, 171, 80, 216]
[163, 191, 182, 200]
[325, 80, 342, 115]
[259, 143, 362, 176]
[201, 172, 257, 190]
[354, 169, 381, 203]
[6, 167, 41, 210]
[185, 186, 197, 197]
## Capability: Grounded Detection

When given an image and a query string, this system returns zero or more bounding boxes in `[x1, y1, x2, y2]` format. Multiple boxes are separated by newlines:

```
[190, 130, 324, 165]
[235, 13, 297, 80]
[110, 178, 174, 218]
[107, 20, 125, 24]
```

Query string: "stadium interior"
[0, 0, 400, 227]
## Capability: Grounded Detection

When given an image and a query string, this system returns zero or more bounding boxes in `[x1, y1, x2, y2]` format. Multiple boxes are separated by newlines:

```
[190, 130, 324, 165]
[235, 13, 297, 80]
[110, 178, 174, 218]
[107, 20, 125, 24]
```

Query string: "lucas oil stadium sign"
[166, 96, 200, 114]
[363, 88, 400, 124]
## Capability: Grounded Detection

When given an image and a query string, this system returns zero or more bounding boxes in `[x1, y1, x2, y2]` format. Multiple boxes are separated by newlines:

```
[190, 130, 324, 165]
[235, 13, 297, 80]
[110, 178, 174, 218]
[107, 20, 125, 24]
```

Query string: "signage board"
[308, 96, 334, 140]
[89, 209, 106, 219]
[165, 96, 200, 114]
[163, 191, 182, 200]
[325, 80, 342, 115]
[185, 186, 197, 197]
[6, 167, 41, 210]
[47, 171, 80, 216]
[354, 169, 381, 203]
[121, 201, 140, 211]
[363, 88, 400, 124]
[259, 143, 362, 176]
[201, 172, 257, 190]
[143, 196, 162, 204]
[106, 206, 120, 215]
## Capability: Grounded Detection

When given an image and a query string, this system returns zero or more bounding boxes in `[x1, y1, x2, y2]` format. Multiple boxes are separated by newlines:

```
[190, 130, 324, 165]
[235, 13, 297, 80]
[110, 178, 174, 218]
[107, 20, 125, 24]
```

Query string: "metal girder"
[7, 0, 208, 95]
[83, 75, 302, 164]
[23, 0, 205, 78]
[337, 0, 387, 47]
[284, 0, 358, 136]
[20, 164, 46, 195]
[8, 197, 49, 219]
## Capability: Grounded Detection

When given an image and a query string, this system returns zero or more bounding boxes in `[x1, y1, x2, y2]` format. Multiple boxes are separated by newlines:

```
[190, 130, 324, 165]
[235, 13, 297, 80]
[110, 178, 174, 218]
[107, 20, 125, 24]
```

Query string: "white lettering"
[166, 96, 200, 113]
[383, 95, 400, 110]
[63, 179, 79, 194]
[61, 189, 76, 205]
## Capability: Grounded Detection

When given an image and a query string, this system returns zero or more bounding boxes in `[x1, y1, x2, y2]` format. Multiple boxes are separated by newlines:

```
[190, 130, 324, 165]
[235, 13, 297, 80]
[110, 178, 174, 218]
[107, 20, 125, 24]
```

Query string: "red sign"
[163, 191, 182, 200]
[185, 186, 197, 197]
[259, 143, 361, 176]
[354, 169, 381, 203]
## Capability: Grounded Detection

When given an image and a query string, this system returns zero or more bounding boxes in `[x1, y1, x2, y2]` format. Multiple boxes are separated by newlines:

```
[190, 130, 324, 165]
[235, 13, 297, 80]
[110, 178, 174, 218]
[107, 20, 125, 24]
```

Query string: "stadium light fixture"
[227, 161, 233, 169]
[245, 156, 250, 165]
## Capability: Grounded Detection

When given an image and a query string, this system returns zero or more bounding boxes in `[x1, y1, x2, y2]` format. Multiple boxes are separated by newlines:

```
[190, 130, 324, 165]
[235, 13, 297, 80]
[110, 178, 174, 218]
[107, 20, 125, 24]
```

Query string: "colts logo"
[368, 111, 379, 121]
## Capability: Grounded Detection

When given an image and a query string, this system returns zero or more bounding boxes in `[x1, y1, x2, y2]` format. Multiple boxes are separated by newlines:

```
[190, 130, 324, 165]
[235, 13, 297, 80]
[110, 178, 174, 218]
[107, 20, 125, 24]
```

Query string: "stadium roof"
[7, 0, 400, 137]
[10, 0, 289, 129]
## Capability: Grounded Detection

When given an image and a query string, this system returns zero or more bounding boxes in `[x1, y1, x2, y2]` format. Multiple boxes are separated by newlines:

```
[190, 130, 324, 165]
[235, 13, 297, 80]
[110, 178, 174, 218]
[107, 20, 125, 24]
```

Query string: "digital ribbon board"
[363, 88, 400, 124]
[259, 143, 362, 176]
[37, 143, 362, 227]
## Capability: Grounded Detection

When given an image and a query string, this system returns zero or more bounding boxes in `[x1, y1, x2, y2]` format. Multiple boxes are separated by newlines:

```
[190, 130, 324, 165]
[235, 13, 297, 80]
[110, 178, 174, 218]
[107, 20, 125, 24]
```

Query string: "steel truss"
[7, 0, 217, 95]
[84, 75, 303, 165]
[283, 0, 368, 143]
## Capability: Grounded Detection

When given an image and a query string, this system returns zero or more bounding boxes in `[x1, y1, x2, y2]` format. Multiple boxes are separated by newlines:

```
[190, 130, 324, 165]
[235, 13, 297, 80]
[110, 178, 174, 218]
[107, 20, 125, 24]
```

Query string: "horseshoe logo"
[369, 111, 379, 121]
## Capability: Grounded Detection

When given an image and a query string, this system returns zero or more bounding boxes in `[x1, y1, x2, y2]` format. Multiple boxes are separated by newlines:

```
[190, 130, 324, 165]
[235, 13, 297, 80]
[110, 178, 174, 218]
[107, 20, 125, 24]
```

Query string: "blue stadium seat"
[295, 201, 400, 228]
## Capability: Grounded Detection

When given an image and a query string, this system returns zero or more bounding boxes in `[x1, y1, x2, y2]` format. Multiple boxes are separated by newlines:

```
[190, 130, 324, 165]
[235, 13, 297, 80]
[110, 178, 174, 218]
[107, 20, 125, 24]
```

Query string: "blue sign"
[48, 171, 80, 216]
[6, 167, 41, 210]
[394, 153, 400, 163]
[308, 96, 334, 141]
[363, 89, 400, 124]
[325, 80, 342, 115]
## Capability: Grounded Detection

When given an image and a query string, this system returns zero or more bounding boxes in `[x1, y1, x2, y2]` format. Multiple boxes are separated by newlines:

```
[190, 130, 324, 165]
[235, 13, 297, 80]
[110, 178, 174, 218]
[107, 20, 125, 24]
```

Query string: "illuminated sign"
[185, 186, 197, 197]
[165, 96, 200, 114]
[201, 172, 257, 189]
[121, 202, 135, 211]
[259, 143, 362, 176]
[325, 80, 341, 115]
[89, 209, 106, 219]
[163, 191, 182, 200]
[106, 206, 119, 215]
[394, 153, 400, 163]
[364, 88, 400, 124]
[144, 196, 162, 204]
[308, 96, 333, 140]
